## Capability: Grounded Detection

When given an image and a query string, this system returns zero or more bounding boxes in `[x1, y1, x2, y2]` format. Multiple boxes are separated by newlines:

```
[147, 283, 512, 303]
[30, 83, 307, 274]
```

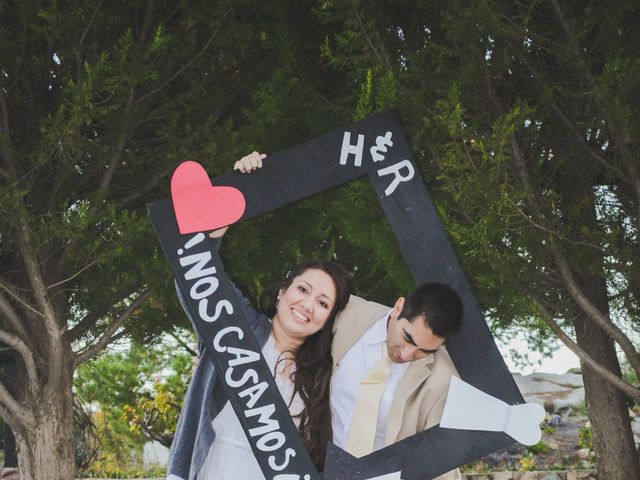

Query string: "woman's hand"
[208, 227, 228, 238]
[234, 151, 266, 173]
[208, 152, 266, 238]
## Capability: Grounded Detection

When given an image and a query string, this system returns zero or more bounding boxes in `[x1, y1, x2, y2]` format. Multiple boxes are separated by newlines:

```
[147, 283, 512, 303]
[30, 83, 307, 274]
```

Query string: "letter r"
[377, 159, 415, 196]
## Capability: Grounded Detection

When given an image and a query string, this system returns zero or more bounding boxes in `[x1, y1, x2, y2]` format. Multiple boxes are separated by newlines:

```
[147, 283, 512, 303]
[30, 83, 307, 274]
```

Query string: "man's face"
[385, 297, 446, 363]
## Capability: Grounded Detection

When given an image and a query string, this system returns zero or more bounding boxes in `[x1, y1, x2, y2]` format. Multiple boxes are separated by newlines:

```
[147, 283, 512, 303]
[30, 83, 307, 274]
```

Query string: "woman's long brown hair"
[262, 260, 352, 471]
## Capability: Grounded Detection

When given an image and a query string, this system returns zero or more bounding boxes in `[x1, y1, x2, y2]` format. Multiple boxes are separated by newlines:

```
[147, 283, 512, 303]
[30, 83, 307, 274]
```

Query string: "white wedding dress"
[197, 335, 304, 479]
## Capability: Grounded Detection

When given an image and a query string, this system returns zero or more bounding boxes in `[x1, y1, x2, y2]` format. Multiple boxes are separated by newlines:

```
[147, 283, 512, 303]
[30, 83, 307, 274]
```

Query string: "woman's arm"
[175, 235, 270, 346]
[176, 151, 270, 345]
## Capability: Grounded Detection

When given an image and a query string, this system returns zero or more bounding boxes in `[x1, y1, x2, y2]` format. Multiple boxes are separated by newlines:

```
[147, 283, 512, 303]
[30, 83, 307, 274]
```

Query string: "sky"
[495, 333, 580, 375]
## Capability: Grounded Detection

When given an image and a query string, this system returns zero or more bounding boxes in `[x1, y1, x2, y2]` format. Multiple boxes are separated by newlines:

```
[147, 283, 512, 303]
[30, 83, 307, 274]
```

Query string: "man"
[331, 282, 463, 480]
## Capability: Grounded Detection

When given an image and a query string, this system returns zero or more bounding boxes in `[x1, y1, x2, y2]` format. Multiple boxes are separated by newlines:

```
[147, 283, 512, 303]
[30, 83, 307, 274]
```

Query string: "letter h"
[339, 131, 365, 167]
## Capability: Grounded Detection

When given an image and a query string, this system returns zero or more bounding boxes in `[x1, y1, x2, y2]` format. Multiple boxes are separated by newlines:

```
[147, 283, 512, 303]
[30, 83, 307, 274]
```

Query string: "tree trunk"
[2, 359, 19, 468]
[14, 362, 76, 480]
[571, 289, 640, 479]
[561, 175, 640, 479]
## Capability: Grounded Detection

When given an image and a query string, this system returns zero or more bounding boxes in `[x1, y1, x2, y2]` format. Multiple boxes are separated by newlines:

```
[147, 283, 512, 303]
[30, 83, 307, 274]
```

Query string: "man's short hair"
[399, 282, 463, 340]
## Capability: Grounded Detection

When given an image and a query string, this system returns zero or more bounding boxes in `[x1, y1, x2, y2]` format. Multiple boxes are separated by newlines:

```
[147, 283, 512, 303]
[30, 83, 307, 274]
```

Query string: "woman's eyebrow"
[299, 279, 334, 301]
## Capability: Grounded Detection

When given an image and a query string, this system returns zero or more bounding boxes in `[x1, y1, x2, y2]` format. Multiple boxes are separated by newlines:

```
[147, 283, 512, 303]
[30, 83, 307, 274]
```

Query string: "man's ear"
[392, 297, 405, 318]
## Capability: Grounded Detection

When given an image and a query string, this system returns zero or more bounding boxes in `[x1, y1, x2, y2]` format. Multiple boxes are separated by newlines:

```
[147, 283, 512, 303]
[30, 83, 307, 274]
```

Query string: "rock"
[513, 373, 585, 411]
[545, 439, 559, 450]
[491, 473, 514, 480]
[548, 414, 567, 427]
[516, 372, 584, 390]
[538, 473, 562, 480]
[143, 440, 170, 468]
[0, 468, 19, 480]
[577, 473, 597, 480]
[518, 472, 539, 480]
[566, 471, 598, 480]
[632, 417, 640, 436]
[576, 448, 590, 459]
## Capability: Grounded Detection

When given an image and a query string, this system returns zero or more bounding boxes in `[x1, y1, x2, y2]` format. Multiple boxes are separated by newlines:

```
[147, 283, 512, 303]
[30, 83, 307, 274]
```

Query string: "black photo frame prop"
[149, 109, 523, 479]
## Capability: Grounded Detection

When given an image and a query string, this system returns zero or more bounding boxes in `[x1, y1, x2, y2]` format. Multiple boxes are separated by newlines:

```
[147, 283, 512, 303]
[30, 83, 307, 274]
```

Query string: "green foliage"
[1, 0, 370, 357]
[313, 4, 640, 474]
[315, 0, 640, 364]
[85, 450, 166, 479]
[75, 336, 193, 472]
[622, 359, 639, 391]
[4, 1, 640, 476]
[518, 454, 537, 471]
[527, 440, 551, 455]
[579, 426, 593, 450]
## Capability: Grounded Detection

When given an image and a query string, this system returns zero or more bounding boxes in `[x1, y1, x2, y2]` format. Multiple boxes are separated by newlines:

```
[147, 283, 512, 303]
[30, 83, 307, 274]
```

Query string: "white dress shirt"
[331, 312, 409, 451]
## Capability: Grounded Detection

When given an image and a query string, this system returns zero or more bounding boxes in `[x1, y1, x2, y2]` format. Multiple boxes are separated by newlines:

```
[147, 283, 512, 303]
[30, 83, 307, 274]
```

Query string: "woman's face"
[273, 268, 337, 343]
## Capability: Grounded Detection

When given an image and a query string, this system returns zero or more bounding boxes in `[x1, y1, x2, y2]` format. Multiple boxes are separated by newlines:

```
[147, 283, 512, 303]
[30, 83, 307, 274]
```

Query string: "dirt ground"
[462, 408, 595, 473]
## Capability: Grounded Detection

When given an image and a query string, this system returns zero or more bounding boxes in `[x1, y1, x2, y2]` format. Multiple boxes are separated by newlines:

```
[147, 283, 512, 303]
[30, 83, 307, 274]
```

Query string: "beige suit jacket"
[332, 295, 461, 480]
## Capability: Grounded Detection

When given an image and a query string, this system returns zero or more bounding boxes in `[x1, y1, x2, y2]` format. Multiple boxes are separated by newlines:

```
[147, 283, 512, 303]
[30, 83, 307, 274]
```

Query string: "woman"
[167, 154, 352, 480]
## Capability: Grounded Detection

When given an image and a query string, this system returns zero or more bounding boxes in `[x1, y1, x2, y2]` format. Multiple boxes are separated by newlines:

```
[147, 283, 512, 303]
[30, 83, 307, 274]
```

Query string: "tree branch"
[548, 0, 640, 228]
[0, 89, 10, 136]
[65, 288, 138, 342]
[0, 89, 18, 179]
[351, 1, 393, 72]
[0, 289, 30, 341]
[76, 0, 104, 82]
[0, 378, 35, 431]
[16, 213, 58, 325]
[0, 329, 38, 393]
[528, 292, 640, 403]
[552, 248, 640, 378]
[514, 103, 640, 377]
[167, 329, 197, 357]
[484, 67, 640, 381]
[120, 162, 177, 204]
[506, 195, 605, 253]
[508, 35, 632, 184]
[0, 275, 44, 318]
[0, 164, 9, 181]
[548, 102, 627, 182]
[133, 7, 234, 106]
[46, 257, 100, 291]
[139, 0, 156, 43]
[14, 211, 65, 390]
[93, 86, 135, 203]
[74, 290, 150, 366]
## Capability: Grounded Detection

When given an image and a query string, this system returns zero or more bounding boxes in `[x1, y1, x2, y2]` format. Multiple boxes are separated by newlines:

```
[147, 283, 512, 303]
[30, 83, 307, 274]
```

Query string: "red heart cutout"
[171, 161, 246, 234]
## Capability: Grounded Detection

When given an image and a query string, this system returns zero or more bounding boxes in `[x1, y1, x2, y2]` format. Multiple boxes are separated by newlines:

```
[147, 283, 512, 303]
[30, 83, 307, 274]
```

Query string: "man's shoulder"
[431, 346, 458, 377]
[333, 294, 390, 332]
[343, 294, 390, 314]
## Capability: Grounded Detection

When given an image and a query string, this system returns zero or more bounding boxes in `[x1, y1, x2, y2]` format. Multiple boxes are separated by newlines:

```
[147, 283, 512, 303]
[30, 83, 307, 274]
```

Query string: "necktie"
[346, 343, 392, 457]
